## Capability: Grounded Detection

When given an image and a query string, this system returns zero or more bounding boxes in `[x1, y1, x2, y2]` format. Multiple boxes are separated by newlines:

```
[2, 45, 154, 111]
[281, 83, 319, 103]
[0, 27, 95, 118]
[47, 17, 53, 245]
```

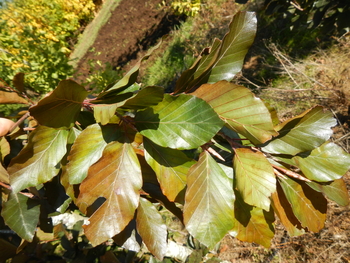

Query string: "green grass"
[141, 19, 197, 91]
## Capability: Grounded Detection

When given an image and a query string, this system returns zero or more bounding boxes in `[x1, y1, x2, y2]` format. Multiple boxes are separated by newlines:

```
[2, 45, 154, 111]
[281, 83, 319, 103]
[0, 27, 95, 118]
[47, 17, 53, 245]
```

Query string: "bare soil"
[73, 0, 185, 84]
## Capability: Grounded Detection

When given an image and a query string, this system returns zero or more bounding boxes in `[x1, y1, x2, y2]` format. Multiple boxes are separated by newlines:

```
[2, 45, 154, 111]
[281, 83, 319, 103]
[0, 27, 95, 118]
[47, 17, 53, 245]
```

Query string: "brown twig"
[273, 164, 311, 182]
[9, 111, 30, 134]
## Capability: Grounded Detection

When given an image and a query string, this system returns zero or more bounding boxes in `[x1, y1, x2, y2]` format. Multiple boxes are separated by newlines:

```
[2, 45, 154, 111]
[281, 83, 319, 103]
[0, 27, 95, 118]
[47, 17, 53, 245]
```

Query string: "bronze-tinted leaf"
[29, 80, 88, 128]
[278, 175, 327, 232]
[307, 179, 349, 207]
[0, 90, 28, 104]
[144, 138, 195, 201]
[136, 198, 167, 260]
[271, 183, 305, 236]
[76, 142, 142, 246]
[231, 191, 275, 248]
[192, 81, 278, 144]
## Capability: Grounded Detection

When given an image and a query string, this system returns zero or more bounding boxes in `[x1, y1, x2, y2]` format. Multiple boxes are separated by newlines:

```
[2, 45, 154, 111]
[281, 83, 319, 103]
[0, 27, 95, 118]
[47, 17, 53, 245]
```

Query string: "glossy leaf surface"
[231, 191, 275, 248]
[271, 184, 305, 236]
[144, 138, 195, 201]
[184, 151, 235, 249]
[65, 124, 120, 184]
[234, 148, 276, 211]
[263, 106, 336, 155]
[175, 12, 256, 92]
[307, 179, 349, 206]
[76, 142, 142, 246]
[193, 81, 278, 144]
[135, 94, 224, 150]
[293, 142, 350, 182]
[29, 80, 88, 128]
[136, 198, 167, 260]
[278, 175, 327, 232]
[8, 126, 69, 193]
[1, 192, 40, 241]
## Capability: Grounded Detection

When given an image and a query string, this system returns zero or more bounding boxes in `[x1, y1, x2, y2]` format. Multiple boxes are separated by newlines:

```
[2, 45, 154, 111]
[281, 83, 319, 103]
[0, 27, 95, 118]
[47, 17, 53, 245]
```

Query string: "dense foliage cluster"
[0, 0, 95, 93]
[0, 11, 349, 262]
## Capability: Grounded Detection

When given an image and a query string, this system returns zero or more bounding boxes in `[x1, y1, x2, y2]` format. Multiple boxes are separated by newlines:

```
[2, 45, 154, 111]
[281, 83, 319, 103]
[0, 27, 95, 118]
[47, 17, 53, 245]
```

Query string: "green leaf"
[136, 198, 167, 260]
[76, 142, 142, 246]
[98, 39, 163, 98]
[278, 175, 327, 232]
[293, 142, 350, 182]
[29, 80, 88, 129]
[263, 106, 336, 155]
[135, 94, 224, 150]
[175, 38, 221, 93]
[65, 123, 122, 185]
[176, 12, 256, 92]
[307, 179, 349, 207]
[92, 104, 119, 125]
[271, 183, 305, 237]
[193, 81, 278, 144]
[230, 191, 275, 248]
[234, 148, 276, 211]
[1, 191, 40, 241]
[120, 86, 164, 110]
[8, 126, 69, 193]
[230, 194, 275, 247]
[183, 151, 235, 249]
[144, 138, 195, 201]
[206, 12, 257, 84]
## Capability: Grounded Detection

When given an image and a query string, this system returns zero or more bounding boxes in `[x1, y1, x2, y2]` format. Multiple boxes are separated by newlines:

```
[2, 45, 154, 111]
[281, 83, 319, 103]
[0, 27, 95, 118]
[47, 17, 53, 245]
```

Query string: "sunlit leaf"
[135, 94, 224, 150]
[234, 148, 276, 211]
[136, 197, 167, 260]
[175, 38, 221, 93]
[193, 81, 278, 144]
[263, 106, 336, 155]
[144, 138, 195, 201]
[29, 80, 88, 128]
[0, 162, 9, 184]
[8, 126, 69, 193]
[176, 12, 256, 92]
[65, 124, 121, 184]
[206, 12, 256, 83]
[278, 175, 327, 232]
[120, 86, 164, 109]
[293, 142, 350, 182]
[76, 142, 142, 246]
[271, 183, 305, 236]
[230, 191, 274, 248]
[92, 104, 119, 125]
[184, 151, 235, 249]
[0, 89, 28, 104]
[1, 191, 40, 241]
[307, 179, 349, 206]
[98, 39, 163, 97]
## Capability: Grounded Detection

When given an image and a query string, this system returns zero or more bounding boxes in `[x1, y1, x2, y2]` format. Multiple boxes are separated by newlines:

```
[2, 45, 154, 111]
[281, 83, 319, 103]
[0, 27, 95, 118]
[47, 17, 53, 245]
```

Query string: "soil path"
[72, 0, 182, 84]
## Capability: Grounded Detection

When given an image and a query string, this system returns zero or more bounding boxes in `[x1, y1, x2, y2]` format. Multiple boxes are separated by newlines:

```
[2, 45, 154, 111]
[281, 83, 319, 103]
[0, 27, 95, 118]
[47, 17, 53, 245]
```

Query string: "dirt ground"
[73, 0, 185, 84]
[72, 1, 350, 262]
